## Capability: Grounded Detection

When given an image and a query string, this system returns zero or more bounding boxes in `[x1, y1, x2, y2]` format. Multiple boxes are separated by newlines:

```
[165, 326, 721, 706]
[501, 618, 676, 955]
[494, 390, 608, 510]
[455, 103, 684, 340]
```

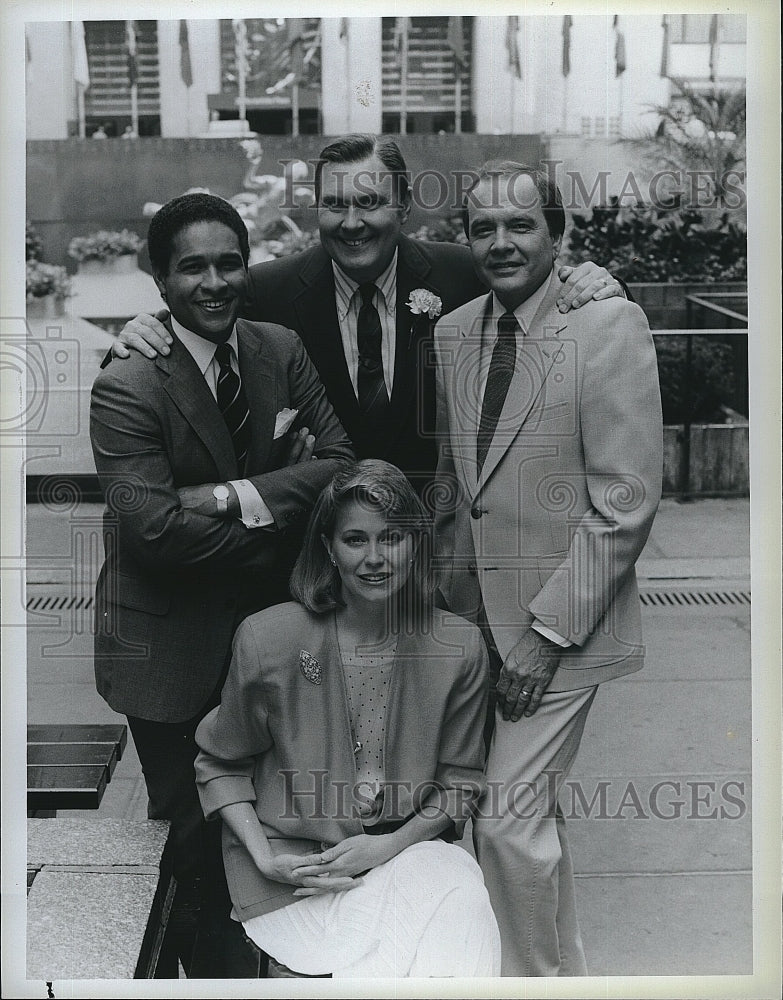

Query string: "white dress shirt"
[172, 317, 273, 530]
[479, 273, 571, 649]
[332, 251, 398, 399]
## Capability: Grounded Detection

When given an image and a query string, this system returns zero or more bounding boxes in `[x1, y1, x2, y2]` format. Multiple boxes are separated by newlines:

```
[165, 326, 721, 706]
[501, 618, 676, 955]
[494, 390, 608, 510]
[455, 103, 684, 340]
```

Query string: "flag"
[71, 21, 90, 89]
[393, 16, 409, 53]
[288, 18, 306, 81]
[126, 20, 138, 87]
[339, 18, 348, 42]
[660, 15, 669, 77]
[179, 20, 192, 88]
[613, 15, 626, 77]
[708, 14, 719, 81]
[506, 16, 522, 79]
[562, 15, 572, 77]
[447, 16, 466, 68]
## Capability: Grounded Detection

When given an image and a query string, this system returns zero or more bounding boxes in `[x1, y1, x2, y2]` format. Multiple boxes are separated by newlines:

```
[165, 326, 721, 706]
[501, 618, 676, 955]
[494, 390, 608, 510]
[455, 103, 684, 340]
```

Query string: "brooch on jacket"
[300, 649, 322, 685]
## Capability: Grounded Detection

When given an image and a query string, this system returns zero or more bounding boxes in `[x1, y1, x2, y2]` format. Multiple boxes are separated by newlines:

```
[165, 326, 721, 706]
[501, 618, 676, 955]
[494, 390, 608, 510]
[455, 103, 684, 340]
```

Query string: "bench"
[27, 723, 127, 816]
[27, 818, 176, 980]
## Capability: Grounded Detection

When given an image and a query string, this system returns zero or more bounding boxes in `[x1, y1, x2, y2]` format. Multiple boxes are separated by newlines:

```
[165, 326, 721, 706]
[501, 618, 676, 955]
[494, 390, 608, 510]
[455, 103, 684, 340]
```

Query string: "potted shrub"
[67, 229, 144, 274]
[26, 222, 44, 262]
[26, 260, 72, 318]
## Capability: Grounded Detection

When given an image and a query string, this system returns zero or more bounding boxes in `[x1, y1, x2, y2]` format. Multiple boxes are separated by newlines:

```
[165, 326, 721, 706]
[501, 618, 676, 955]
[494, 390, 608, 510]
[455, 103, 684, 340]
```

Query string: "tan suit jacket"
[434, 271, 663, 690]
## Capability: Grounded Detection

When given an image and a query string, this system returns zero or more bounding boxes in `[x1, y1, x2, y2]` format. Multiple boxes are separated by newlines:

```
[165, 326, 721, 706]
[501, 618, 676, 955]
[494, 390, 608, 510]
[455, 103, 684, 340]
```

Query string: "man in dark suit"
[90, 193, 353, 976]
[111, 134, 623, 500]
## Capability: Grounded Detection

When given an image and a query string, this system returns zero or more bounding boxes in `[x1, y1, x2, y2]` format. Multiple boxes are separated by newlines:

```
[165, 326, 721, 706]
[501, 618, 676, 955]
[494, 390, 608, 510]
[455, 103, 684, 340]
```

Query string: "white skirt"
[243, 840, 501, 978]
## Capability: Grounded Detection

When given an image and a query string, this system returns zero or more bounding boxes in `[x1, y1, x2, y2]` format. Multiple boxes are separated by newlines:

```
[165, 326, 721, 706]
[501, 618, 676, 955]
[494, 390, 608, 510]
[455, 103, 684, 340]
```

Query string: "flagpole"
[292, 81, 299, 137]
[131, 85, 139, 136]
[455, 73, 462, 134]
[234, 20, 247, 123]
[400, 19, 408, 135]
[126, 21, 139, 136]
[344, 23, 352, 131]
[238, 56, 246, 123]
[78, 87, 86, 138]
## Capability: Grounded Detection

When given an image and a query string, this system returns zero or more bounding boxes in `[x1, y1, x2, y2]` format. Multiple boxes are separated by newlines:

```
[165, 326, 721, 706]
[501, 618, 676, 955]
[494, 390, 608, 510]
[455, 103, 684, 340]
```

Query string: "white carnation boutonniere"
[406, 289, 442, 320]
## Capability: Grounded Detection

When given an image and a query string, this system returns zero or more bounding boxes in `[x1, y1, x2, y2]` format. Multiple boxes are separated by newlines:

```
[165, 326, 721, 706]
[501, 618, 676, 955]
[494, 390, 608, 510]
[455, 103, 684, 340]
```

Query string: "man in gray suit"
[90, 193, 353, 976]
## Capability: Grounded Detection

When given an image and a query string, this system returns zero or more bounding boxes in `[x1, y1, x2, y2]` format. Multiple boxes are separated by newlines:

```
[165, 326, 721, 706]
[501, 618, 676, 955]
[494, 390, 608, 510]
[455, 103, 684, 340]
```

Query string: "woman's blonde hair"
[290, 459, 437, 618]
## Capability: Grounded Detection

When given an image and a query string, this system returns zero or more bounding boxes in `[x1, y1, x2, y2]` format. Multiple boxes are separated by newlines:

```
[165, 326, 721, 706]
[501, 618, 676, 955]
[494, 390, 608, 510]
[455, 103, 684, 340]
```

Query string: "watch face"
[213, 485, 230, 500]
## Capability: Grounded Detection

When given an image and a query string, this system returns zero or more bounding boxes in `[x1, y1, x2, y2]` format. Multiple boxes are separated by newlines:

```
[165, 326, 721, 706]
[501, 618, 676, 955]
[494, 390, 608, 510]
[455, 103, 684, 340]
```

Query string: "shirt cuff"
[531, 621, 573, 647]
[229, 479, 275, 530]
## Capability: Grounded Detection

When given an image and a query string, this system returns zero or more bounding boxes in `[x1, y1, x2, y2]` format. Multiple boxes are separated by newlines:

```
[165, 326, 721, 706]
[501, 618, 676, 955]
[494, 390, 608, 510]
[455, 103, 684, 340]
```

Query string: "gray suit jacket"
[434, 272, 663, 690]
[90, 319, 353, 722]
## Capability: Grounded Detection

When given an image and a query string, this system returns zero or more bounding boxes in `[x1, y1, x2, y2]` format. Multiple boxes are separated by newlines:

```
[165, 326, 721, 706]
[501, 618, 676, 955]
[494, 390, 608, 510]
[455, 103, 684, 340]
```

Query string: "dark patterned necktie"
[214, 342, 251, 472]
[357, 282, 390, 420]
[476, 312, 519, 472]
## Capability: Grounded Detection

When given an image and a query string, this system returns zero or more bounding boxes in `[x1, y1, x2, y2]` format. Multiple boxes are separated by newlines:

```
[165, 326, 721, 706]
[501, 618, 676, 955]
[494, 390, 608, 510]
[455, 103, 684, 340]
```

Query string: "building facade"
[26, 15, 746, 141]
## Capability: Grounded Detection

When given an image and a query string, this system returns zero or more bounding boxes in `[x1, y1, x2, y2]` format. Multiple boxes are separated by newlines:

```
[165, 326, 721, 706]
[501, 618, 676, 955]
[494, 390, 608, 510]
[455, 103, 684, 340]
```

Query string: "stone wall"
[27, 134, 545, 268]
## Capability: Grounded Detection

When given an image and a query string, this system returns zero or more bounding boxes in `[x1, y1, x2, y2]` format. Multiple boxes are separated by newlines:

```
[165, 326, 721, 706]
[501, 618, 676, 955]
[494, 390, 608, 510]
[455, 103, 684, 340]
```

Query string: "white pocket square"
[273, 407, 299, 439]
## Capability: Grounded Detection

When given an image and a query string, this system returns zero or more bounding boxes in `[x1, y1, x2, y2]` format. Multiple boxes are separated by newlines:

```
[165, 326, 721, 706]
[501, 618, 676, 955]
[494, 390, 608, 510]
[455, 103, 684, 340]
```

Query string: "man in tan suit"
[434, 162, 662, 976]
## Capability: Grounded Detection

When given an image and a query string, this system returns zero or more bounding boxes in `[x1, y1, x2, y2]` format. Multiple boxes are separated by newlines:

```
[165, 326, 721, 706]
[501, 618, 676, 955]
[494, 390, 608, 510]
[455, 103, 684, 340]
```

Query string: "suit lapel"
[290, 247, 360, 429]
[450, 294, 492, 498]
[235, 321, 276, 474]
[475, 274, 567, 493]
[159, 329, 238, 482]
[386, 236, 435, 440]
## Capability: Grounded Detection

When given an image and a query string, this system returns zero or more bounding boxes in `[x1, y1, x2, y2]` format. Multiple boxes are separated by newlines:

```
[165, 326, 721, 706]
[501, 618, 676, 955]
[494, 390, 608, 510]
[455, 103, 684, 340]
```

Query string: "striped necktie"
[357, 282, 390, 420]
[477, 311, 519, 472]
[214, 342, 251, 473]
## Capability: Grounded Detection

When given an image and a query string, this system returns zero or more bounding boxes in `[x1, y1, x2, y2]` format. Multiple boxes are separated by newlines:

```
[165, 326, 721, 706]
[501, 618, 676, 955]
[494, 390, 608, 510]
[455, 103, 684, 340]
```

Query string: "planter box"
[26, 294, 66, 319]
[628, 282, 747, 330]
[77, 254, 140, 276]
[663, 423, 749, 497]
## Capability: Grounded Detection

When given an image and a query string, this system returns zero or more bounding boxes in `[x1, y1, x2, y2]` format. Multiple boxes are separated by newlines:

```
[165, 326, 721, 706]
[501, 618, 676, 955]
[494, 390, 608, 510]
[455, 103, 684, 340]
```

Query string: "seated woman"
[195, 459, 500, 978]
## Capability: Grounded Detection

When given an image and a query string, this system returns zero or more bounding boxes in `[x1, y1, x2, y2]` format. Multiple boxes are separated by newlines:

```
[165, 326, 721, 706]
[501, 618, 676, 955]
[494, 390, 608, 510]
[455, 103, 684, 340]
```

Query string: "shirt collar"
[171, 315, 239, 374]
[491, 268, 554, 335]
[333, 250, 399, 321]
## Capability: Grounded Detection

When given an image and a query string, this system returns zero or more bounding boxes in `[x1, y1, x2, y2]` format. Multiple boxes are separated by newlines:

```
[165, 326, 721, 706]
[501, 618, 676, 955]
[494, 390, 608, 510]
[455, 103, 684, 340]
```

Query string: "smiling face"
[153, 220, 247, 344]
[324, 499, 416, 612]
[467, 174, 562, 312]
[317, 154, 411, 283]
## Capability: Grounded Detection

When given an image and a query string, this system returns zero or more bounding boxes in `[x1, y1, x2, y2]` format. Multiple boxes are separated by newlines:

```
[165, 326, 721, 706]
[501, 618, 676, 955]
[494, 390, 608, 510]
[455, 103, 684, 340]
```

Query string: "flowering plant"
[26, 260, 72, 300]
[406, 289, 442, 319]
[26, 222, 44, 261]
[67, 229, 143, 263]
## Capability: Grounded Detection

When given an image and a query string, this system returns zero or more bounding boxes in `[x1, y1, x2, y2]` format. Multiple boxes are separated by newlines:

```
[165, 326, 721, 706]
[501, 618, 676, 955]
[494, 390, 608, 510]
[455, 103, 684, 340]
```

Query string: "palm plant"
[628, 79, 746, 210]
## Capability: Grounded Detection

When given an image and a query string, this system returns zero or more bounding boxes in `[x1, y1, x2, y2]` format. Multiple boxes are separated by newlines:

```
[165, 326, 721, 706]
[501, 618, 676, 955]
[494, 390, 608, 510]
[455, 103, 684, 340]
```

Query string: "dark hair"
[147, 193, 250, 276]
[290, 459, 436, 618]
[314, 133, 410, 206]
[461, 161, 565, 241]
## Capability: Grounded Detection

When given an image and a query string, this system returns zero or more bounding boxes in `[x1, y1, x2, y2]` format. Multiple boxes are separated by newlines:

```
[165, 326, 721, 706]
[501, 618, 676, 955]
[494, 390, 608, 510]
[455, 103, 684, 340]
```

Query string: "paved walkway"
[22, 496, 761, 980]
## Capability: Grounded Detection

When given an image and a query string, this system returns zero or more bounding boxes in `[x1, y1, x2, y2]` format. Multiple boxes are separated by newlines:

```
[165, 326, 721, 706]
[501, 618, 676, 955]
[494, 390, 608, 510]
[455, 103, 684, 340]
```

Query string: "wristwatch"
[212, 484, 230, 514]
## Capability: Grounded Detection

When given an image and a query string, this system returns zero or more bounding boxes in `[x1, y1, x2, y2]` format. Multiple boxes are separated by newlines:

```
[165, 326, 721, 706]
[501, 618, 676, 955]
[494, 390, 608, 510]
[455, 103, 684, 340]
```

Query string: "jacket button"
[470, 506, 485, 519]
[467, 564, 477, 576]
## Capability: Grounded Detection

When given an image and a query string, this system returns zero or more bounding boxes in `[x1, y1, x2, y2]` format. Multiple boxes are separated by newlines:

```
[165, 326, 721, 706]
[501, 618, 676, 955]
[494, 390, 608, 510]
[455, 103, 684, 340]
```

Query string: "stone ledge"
[27, 870, 160, 980]
[28, 817, 170, 868]
[27, 818, 174, 980]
